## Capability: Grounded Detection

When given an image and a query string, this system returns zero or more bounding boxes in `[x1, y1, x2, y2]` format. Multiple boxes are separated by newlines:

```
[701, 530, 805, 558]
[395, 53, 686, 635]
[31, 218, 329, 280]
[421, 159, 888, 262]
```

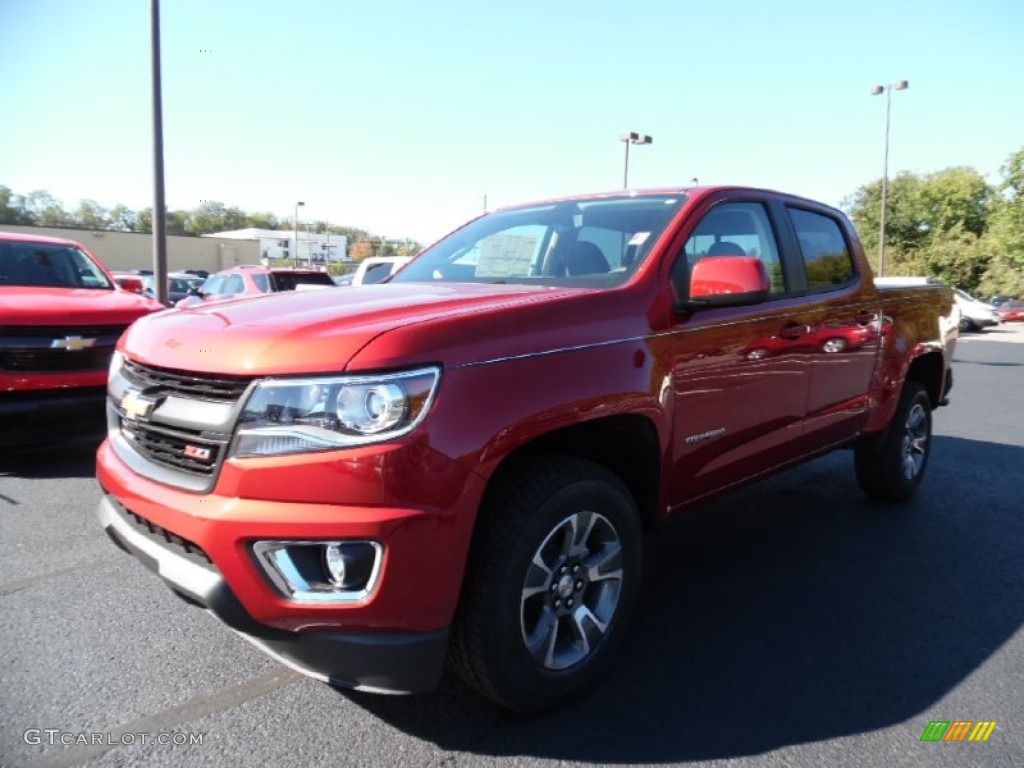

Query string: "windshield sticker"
[476, 234, 537, 277]
[628, 232, 650, 246]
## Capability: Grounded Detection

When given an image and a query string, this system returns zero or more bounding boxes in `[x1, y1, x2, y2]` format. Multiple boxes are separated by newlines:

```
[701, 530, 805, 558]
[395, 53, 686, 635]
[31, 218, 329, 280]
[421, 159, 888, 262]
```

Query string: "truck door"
[781, 204, 882, 447]
[655, 199, 812, 505]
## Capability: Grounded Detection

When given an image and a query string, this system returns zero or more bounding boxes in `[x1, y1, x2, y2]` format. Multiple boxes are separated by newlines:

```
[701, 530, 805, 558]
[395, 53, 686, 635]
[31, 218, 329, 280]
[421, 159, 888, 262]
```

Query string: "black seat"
[565, 241, 609, 275]
[707, 240, 745, 256]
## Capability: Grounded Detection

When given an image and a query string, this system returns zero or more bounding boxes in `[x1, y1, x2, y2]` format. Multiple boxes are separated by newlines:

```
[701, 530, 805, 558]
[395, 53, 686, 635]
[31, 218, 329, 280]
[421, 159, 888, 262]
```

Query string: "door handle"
[778, 322, 809, 340]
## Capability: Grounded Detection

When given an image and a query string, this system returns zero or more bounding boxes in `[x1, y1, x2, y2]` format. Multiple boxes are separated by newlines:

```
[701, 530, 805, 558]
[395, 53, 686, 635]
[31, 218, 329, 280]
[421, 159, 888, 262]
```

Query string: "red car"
[175, 265, 336, 307]
[0, 232, 163, 446]
[95, 186, 956, 712]
[997, 300, 1024, 322]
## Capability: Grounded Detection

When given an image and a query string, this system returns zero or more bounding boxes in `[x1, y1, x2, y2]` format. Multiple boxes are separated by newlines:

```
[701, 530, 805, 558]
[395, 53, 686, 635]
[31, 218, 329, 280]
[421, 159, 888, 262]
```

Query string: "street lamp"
[870, 80, 909, 277]
[619, 131, 652, 189]
[294, 201, 305, 266]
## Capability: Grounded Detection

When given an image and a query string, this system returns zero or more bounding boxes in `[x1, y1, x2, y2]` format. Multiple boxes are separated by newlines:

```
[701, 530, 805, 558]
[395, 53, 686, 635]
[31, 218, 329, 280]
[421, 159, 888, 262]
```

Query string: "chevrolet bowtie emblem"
[50, 335, 97, 351]
[121, 389, 156, 421]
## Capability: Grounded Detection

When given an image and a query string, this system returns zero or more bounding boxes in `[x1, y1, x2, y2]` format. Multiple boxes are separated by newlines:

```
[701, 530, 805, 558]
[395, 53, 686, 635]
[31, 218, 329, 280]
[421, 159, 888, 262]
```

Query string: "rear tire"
[855, 381, 932, 501]
[449, 455, 643, 713]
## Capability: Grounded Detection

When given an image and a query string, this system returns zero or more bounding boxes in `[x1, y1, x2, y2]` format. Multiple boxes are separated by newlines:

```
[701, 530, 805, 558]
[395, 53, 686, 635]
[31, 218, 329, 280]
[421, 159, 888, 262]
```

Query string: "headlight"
[231, 366, 440, 457]
[108, 349, 124, 382]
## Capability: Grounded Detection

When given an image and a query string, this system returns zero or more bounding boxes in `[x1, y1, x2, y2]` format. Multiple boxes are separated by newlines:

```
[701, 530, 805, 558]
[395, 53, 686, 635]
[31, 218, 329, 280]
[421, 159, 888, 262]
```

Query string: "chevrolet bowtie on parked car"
[0, 232, 164, 447]
[95, 186, 956, 712]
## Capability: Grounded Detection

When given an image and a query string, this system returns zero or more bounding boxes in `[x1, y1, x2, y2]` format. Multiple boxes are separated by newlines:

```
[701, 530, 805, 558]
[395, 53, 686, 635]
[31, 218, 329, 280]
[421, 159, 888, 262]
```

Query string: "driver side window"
[682, 202, 786, 295]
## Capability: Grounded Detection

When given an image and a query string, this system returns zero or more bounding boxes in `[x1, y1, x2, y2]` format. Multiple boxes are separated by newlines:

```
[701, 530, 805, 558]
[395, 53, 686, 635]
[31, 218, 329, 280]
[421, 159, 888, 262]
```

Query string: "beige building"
[0, 224, 260, 272]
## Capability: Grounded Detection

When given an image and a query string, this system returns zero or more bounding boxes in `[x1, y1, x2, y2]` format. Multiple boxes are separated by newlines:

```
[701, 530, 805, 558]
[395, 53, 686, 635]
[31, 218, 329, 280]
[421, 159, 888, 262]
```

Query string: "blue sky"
[1, 0, 1022, 244]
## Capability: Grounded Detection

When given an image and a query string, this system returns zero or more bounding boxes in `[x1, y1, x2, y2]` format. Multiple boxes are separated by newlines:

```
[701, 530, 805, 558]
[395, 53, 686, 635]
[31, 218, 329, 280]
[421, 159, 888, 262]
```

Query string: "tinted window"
[788, 207, 856, 291]
[251, 273, 270, 292]
[362, 263, 394, 284]
[682, 202, 785, 294]
[270, 271, 336, 291]
[223, 275, 245, 294]
[0, 241, 113, 289]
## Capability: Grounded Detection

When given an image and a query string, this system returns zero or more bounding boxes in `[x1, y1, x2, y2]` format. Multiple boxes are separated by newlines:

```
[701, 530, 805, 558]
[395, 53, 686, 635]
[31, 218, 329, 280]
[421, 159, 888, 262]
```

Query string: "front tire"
[854, 381, 932, 501]
[449, 455, 643, 713]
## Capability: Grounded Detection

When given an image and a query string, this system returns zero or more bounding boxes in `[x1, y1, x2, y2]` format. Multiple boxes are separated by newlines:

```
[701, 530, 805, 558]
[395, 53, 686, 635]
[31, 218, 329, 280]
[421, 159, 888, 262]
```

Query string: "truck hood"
[0, 286, 163, 326]
[120, 283, 589, 375]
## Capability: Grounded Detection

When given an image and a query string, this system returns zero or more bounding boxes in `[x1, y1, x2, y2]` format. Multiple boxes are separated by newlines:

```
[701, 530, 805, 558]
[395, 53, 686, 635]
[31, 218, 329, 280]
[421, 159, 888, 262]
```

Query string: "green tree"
[978, 147, 1024, 298]
[24, 190, 73, 227]
[73, 199, 111, 230]
[246, 211, 281, 229]
[844, 172, 928, 269]
[920, 224, 990, 292]
[0, 185, 32, 224]
[108, 204, 137, 232]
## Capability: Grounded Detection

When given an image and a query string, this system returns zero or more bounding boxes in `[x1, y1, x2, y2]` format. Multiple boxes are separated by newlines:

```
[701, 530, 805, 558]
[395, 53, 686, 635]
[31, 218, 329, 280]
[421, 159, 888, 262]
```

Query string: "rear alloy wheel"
[855, 381, 932, 501]
[450, 456, 642, 713]
[821, 337, 848, 353]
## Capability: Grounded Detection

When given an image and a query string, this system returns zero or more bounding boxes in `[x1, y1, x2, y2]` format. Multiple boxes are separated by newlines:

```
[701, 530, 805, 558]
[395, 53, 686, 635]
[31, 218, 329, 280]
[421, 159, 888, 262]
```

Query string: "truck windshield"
[0, 241, 114, 289]
[392, 194, 687, 287]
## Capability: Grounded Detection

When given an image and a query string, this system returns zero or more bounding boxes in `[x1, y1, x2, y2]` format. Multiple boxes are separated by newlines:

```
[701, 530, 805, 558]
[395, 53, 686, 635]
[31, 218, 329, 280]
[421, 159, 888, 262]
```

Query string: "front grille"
[108, 494, 215, 569]
[0, 346, 114, 372]
[120, 420, 222, 476]
[0, 325, 129, 338]
[0, 325, 127, 373]
[123, 359, 252, 402]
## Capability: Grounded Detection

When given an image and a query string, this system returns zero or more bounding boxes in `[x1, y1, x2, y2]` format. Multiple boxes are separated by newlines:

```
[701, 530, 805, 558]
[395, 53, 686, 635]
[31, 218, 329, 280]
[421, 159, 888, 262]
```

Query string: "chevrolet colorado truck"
[0, 232, 163, 447]
[95, 186, 955, 712]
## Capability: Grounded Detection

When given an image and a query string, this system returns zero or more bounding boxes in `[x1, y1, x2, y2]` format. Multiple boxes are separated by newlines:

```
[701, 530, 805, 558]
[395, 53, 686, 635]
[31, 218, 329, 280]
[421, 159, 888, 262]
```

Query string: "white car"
[351, 256, 413, 286]
[953, 288, 1001, 332]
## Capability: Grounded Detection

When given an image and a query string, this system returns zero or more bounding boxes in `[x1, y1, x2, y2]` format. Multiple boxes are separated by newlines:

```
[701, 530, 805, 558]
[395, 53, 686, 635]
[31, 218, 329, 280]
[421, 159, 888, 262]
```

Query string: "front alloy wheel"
[520, 510, 623, 670]
[450, 456, 642, 713]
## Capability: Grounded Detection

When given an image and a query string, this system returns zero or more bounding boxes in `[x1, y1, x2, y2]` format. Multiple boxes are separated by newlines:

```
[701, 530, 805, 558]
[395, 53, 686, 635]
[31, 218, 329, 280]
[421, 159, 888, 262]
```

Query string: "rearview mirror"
[681, 256, 769, 310]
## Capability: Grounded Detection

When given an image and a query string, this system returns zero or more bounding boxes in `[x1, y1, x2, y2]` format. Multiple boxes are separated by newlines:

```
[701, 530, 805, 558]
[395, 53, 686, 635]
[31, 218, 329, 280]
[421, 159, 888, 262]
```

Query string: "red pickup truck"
[95, 186, 955, 712]
[1, 232, 163, 447]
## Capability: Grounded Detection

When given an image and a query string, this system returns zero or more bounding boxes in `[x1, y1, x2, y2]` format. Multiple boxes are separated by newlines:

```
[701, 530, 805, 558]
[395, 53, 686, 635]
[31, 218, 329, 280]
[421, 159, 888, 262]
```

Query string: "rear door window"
[788, 207, 856, 291]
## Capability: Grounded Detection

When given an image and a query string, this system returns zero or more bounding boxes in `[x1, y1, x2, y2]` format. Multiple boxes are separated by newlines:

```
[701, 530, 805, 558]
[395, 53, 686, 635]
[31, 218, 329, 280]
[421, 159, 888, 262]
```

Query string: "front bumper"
[0, 387, 107, 447]
[96, 492, 448, 693]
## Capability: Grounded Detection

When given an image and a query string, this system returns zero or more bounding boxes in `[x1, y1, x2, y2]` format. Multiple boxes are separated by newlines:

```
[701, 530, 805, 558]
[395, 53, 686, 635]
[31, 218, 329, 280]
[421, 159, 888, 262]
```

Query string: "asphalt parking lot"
[1, 324, 1022, 768]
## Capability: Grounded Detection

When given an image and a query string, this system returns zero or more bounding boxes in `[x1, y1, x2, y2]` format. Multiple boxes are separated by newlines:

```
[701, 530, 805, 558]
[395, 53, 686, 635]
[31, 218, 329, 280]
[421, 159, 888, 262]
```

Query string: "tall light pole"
[871, 80, 908, 277]
[619, 131, 652, 189]
[150, 0, 168, 306]
[294, 201, 305, 266]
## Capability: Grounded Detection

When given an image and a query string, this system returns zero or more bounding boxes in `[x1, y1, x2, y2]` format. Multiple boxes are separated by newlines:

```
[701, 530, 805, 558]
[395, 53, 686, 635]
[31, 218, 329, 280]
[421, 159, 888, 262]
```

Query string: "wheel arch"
[481, 414, 661, 531]
[905, 350, 947, 408]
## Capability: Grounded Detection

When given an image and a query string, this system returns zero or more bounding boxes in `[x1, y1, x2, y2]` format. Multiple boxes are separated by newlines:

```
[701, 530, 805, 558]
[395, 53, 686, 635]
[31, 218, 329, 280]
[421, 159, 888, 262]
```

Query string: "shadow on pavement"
[0, 434, 102, 479]
[343, 435, 1023, 762]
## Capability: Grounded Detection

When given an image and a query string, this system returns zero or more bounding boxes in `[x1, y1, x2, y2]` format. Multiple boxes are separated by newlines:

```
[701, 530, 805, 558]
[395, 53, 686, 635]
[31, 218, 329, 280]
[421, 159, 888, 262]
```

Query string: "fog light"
[324, 544, 347, 586]
[253, 540, 382, 604]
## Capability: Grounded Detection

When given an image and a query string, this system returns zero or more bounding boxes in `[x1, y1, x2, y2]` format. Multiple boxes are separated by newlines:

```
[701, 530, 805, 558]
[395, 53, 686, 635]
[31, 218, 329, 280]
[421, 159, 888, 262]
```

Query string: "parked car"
[110, 271, 145, 294]
[997, 299, 1024, 322]
[953, 288, 1001, 332]
[0, 231, 164, 446]
[96, 186, 955, 712]
[141, 272, 205, 306]
[351, 256, 412, 285]
[175, 265, 336, 307]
